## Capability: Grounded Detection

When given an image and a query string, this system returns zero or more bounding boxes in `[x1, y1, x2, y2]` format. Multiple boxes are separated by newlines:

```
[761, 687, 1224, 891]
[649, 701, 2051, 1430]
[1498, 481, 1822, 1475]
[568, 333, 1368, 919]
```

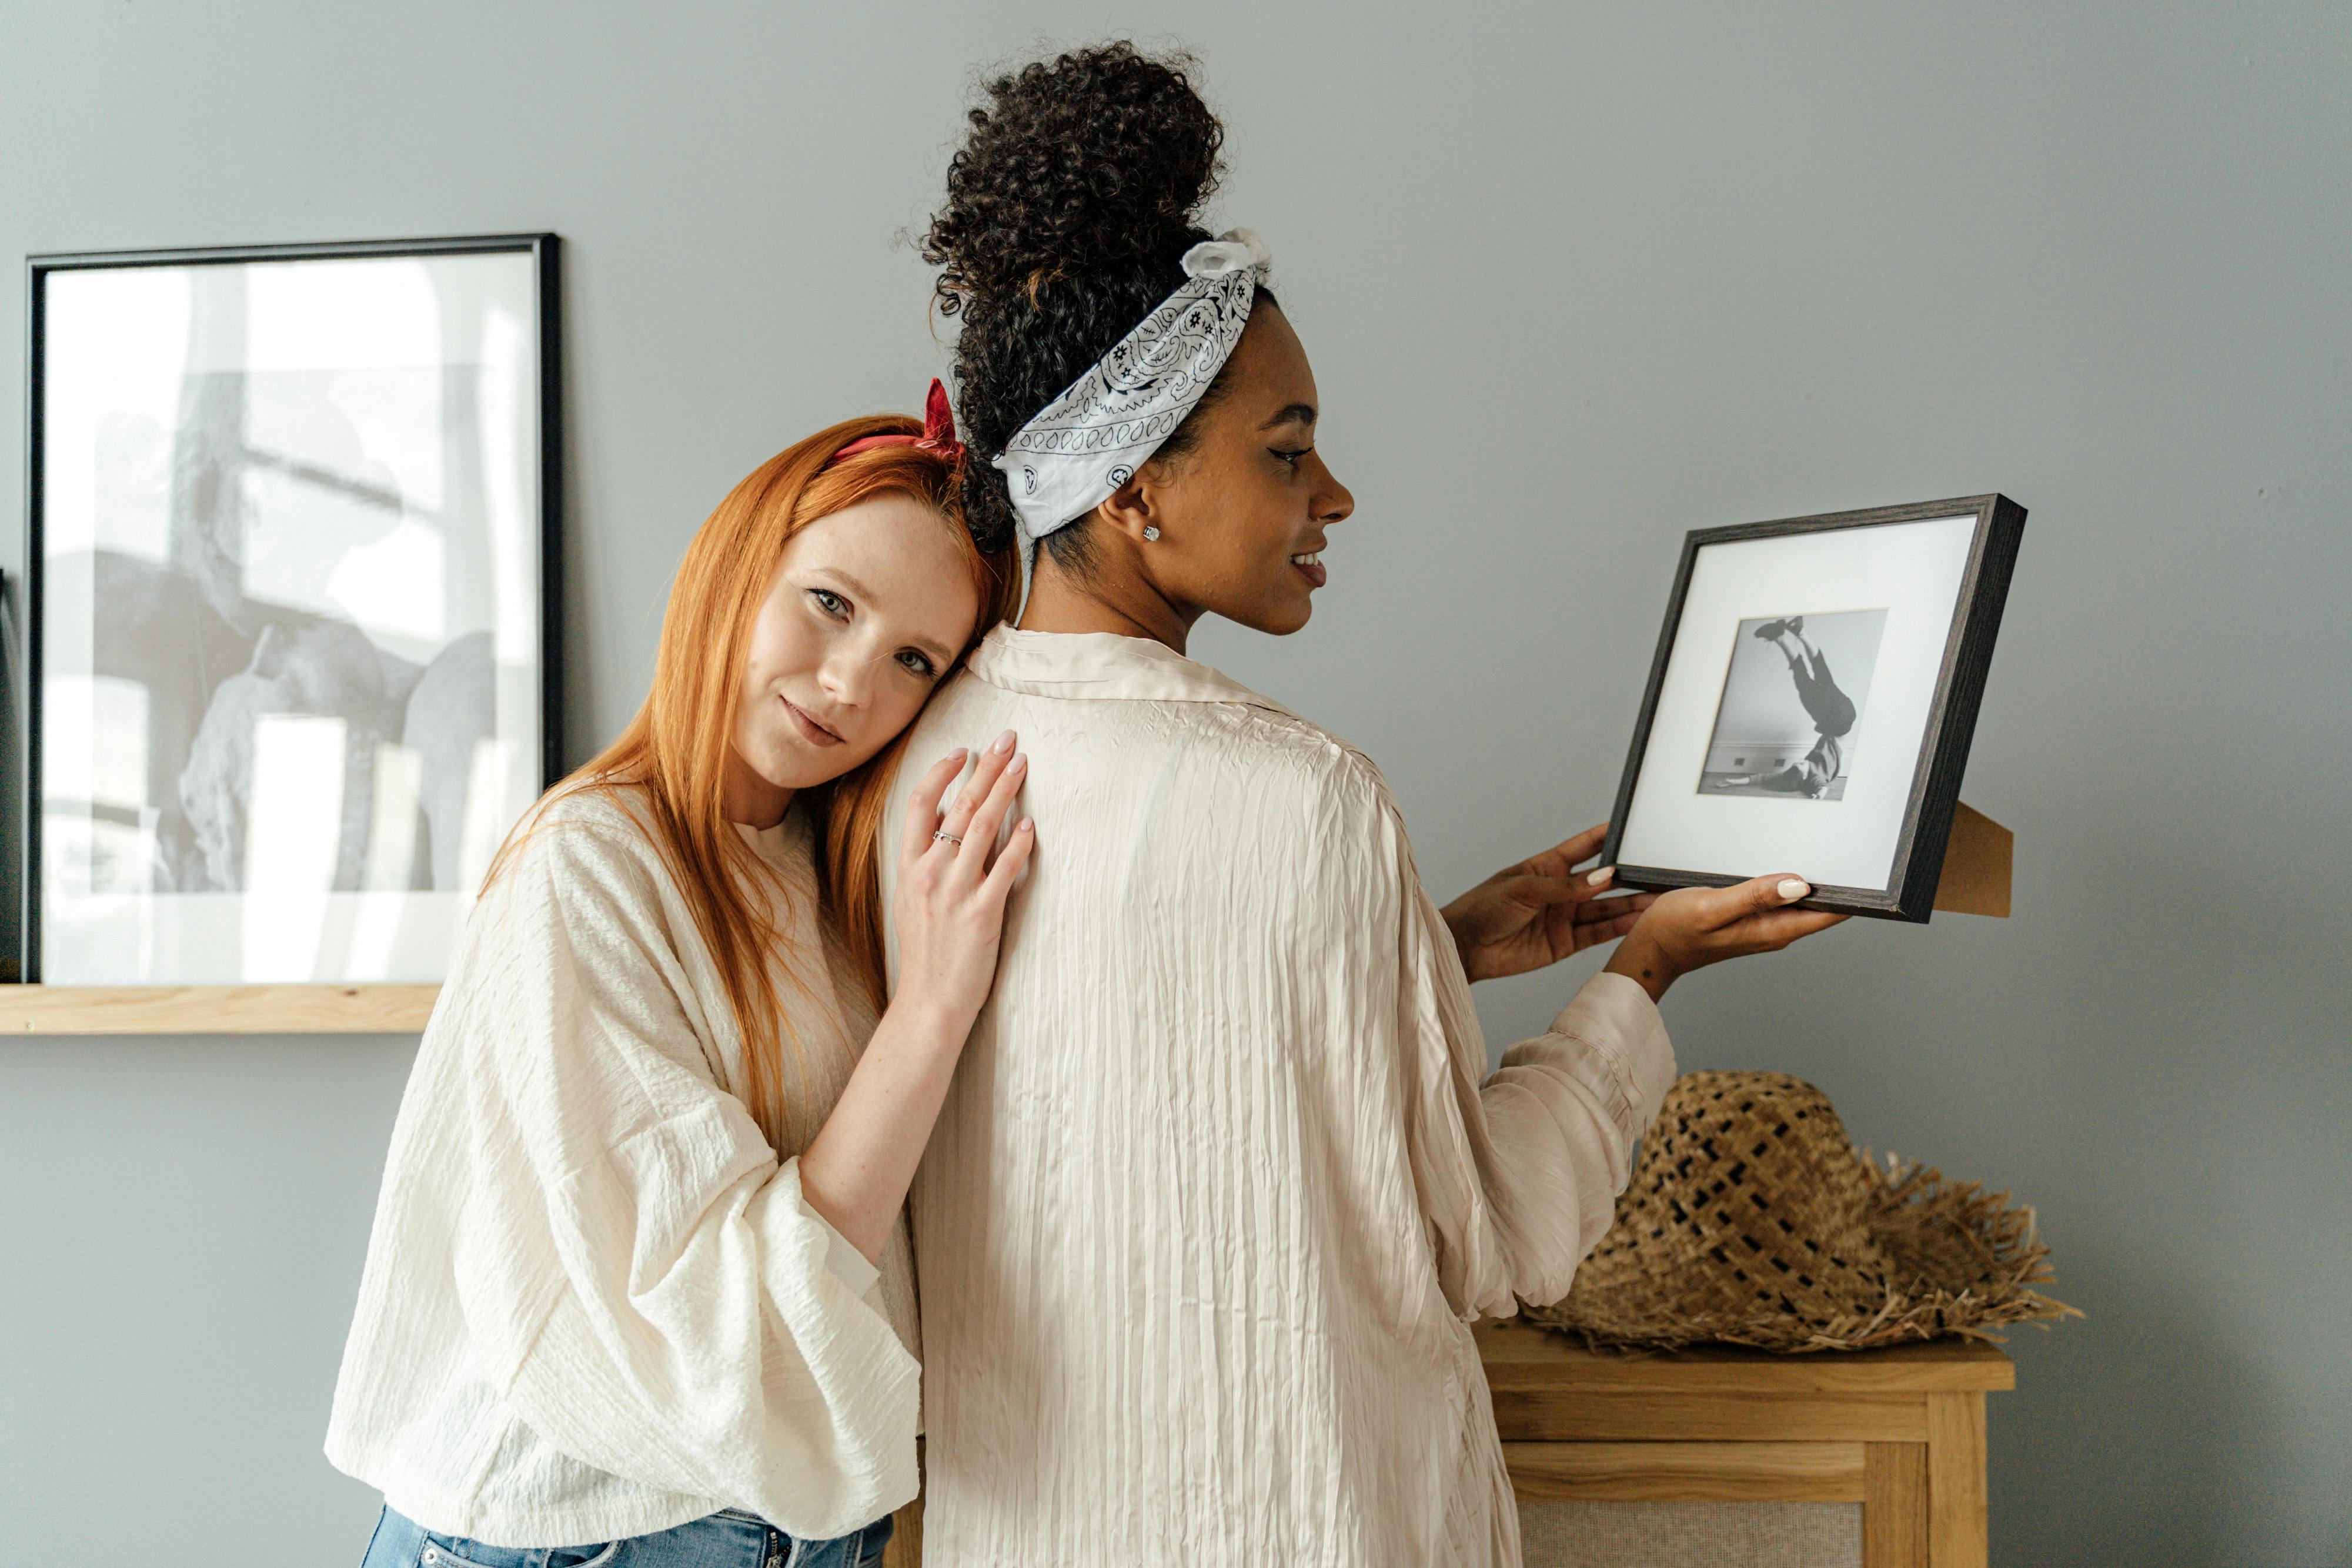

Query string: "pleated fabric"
[328, 791, 921, 1547]
[881, 628, 1676, 1567]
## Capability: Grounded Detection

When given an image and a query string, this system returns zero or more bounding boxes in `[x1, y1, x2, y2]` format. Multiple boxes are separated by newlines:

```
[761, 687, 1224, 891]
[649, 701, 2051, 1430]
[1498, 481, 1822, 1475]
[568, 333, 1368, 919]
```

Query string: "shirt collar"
[731, 800, 812, 869]
[965, 626, 1293, 714]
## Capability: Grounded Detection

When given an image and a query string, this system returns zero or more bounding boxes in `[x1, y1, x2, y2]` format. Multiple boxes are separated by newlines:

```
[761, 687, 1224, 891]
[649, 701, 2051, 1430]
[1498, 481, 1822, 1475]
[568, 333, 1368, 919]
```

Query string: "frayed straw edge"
[1526, 1151, 2083, 1355]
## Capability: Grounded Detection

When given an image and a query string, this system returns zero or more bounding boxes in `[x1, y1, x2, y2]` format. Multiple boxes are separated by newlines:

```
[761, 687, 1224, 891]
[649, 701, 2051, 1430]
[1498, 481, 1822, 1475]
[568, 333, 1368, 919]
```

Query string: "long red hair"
[486, 414, 1018, 1141]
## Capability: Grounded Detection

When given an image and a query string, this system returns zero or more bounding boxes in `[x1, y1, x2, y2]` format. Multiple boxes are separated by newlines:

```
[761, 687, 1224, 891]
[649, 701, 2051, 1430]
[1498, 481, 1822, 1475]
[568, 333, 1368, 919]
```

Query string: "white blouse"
[880, 628, 1678, 1568]
[326, 788, 921, 1548]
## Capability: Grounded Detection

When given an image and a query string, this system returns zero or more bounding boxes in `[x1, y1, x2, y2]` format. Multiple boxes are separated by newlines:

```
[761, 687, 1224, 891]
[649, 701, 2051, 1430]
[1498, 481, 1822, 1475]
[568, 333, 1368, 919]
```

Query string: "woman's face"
[1127, 304, 1355, 636]
[727, 494, 979, 824]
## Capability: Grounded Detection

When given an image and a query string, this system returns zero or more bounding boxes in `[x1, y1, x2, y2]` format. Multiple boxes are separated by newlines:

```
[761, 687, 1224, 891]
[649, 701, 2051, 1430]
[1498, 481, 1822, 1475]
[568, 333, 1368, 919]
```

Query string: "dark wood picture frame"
[1599, 494, 2026, 923]
[14, 233, 563, 982]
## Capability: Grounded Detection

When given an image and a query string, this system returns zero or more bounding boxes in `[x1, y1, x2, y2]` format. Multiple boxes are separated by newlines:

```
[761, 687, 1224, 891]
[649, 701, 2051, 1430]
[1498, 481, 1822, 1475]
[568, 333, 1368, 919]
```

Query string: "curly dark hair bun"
[925, 42, 1224, 313]
[924, 43, 1258, 560]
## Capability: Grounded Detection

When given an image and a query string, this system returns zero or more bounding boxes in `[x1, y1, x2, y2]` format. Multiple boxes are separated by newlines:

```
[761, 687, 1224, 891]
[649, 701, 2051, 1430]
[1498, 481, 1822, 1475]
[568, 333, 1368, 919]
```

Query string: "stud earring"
[1141, 525, 1160, 541]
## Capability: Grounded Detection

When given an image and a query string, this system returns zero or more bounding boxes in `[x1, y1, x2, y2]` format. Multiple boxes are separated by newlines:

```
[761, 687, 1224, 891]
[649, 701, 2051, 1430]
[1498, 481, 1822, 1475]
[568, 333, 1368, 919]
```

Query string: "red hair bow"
[832, 379, 965, 464]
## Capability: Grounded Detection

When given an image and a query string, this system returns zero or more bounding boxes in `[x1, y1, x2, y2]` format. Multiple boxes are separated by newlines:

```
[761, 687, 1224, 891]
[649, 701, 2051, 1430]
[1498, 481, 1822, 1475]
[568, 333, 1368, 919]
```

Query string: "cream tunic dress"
[327, 789, 921, 1547]
[880, 627, 1678, 1568]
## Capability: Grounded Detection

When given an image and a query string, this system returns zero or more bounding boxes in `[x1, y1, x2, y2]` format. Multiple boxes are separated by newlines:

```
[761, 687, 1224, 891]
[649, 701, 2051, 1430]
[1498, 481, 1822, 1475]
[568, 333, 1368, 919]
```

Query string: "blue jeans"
[359, 1503, 892, 1568]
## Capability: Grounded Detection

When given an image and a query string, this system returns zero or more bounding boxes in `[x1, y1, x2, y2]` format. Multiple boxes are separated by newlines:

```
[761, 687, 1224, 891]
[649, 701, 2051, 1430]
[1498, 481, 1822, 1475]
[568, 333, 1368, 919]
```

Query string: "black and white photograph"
[1697, 608, 1888, 801]
[1603, 496, 2024, 921]
[24, 237, 557, 983]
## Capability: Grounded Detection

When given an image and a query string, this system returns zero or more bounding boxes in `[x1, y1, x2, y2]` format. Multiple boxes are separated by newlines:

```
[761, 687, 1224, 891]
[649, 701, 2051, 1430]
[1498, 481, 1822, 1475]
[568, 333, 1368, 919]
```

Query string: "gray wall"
[2, 4, 2344, 1564]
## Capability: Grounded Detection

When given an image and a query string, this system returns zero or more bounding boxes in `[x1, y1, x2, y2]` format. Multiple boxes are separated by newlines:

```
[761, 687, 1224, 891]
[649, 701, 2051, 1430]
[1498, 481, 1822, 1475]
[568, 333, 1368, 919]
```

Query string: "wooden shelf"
[1477, 1318, 2012, 1567]
[0, 984, 440, 1035]
[1477, 1318, 2017, 1394]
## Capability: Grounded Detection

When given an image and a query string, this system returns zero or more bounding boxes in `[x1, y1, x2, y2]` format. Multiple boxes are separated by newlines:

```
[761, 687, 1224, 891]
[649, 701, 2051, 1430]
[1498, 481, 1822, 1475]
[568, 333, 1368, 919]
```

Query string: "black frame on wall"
[1600, 494, 2026, 924]
[15, 232, 564, 982]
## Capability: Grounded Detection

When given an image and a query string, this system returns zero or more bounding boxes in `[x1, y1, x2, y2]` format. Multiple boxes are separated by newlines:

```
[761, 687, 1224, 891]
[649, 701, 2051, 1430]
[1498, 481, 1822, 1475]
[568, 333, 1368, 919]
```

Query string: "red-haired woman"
[329, 400, 1024, 1568]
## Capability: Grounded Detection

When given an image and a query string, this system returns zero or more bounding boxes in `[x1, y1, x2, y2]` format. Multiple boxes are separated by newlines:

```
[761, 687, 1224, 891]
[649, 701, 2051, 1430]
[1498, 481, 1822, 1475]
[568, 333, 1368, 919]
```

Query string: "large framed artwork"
[1601, 495, 2025, 922]
[19, 234, 561, 983]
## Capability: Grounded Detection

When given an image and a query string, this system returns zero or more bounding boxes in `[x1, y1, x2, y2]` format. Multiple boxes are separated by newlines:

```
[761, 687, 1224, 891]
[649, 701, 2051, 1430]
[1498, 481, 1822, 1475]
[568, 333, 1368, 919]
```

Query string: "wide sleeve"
[1380, 791, 1678, 1319]
[438, 818, 920, 1540]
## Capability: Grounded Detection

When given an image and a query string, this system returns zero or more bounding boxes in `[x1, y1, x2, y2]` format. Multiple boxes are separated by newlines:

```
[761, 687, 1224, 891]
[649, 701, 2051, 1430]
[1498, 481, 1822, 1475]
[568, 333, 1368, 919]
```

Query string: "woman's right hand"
[801, 734, 1036, 1261]
[892, 731, 1036, 1025]
[1602, 874, 1846, 1003]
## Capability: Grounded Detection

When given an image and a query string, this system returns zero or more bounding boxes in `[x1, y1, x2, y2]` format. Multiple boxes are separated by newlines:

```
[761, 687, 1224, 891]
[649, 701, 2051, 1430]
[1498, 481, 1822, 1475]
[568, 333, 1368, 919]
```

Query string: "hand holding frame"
[1441, 824, 1658, 984]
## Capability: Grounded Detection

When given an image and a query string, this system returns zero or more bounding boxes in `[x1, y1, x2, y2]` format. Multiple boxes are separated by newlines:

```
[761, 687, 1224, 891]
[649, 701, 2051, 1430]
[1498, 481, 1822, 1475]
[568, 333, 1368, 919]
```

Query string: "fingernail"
[1586, 867, 1614, 885]
[993, 730, 1015, 754]
[1778, 878, 1811, 900]
[1017, 817, 1034, 831]
[1008, 753, 1028, 772]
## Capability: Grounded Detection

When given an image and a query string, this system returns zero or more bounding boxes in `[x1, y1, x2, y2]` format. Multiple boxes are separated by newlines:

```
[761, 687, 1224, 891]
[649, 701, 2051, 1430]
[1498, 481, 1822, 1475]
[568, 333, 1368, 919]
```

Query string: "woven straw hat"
[1526, 1070, 2076, 1353]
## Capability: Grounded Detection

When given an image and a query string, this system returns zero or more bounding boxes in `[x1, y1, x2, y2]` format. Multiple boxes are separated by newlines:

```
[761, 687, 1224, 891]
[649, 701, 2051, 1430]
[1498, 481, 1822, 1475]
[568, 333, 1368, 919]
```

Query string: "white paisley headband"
[992, 228, 1272, 543]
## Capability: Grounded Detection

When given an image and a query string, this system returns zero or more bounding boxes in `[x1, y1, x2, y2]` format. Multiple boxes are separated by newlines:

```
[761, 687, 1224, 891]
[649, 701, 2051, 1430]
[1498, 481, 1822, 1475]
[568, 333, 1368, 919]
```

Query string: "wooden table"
[1480, 1318, 2013, 1568]
[882, 1323, 2012, 1566]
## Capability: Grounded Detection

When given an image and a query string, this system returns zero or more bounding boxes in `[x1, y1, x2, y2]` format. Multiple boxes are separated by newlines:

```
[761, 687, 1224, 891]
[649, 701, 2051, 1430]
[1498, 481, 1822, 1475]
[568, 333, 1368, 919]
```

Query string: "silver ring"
[933, 830, 963, 845]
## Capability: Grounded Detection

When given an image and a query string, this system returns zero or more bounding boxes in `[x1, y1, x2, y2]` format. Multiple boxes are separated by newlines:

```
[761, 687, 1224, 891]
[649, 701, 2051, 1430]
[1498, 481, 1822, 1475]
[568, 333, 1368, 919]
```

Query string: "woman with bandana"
[883, 44, 1847, 1567]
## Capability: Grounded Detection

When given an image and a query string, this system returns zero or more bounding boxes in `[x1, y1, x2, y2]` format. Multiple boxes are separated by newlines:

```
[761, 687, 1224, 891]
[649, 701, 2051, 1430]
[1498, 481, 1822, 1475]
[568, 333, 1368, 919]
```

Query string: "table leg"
[1926, 1392, 1989, 1568]
[1863, 1442, 1927, 1567]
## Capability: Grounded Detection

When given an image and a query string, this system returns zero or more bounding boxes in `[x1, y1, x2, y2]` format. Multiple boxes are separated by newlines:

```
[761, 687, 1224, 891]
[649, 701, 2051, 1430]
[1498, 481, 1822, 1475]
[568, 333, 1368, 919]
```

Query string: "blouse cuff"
[1545, 971, 1678, 1143]
[795, 1181, 883, 1298]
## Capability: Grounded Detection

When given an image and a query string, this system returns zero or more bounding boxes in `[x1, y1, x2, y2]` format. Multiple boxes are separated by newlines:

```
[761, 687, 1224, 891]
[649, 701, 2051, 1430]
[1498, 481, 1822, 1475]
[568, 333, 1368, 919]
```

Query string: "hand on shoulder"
[890, 733, 1037, 1027]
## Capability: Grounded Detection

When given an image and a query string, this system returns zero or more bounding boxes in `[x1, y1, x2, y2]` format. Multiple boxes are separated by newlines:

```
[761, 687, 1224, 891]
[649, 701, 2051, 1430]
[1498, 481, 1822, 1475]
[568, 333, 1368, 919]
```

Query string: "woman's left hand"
[1441, 823, 1655, 982]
